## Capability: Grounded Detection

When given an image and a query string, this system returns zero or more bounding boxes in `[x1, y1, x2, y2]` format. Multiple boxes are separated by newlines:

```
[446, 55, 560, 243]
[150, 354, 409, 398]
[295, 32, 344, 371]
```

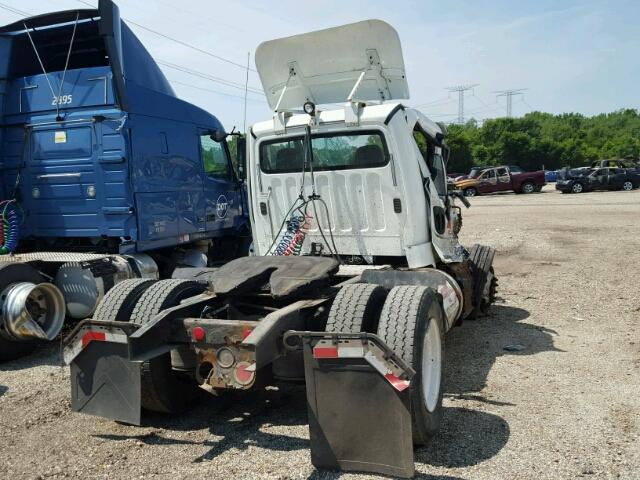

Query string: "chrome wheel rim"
[421, 318, 442, 413]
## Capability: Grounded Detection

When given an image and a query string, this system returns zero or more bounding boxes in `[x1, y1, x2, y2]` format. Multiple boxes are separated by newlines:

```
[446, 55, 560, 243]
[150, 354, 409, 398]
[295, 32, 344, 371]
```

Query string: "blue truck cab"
[0, 0, 250, 360]
[0, 0, 248, 256]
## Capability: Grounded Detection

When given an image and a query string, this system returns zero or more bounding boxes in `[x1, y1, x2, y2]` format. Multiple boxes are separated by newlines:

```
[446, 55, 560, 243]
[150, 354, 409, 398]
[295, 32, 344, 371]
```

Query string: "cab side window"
[413, 128, 447, 196]
[481, 169, 496, 181]
[200, 135, 231, 180]
[496, 167, 509, 182]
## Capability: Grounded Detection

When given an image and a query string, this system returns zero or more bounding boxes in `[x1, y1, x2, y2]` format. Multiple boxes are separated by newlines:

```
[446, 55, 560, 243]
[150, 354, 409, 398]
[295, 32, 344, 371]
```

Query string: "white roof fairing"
[255, 20, 410, 111]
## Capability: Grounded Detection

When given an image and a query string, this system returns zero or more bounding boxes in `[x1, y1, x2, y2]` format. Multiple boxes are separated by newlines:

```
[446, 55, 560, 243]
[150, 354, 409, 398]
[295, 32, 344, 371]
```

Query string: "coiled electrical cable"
[273, 214, 303, 256]
[0, 200, 23, 254]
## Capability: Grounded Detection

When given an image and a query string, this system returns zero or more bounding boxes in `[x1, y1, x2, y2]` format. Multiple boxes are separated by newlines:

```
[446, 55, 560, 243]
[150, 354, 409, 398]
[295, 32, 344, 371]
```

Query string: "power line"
[413, 96, 456, 109]
[471, 92, 503, 116]
[75, 0, 257, 73]
[521, 97, 535, 111]
[169, 79, 266, 103]
[0, 2, 32, 17]
[446, 84, 478, 124]
[494, 89, 527, 117]
[157, 60, 264, 95]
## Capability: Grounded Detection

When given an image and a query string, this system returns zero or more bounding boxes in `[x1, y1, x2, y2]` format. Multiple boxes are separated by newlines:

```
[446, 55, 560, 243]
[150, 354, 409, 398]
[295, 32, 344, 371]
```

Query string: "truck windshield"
[259, 131, 388, 174]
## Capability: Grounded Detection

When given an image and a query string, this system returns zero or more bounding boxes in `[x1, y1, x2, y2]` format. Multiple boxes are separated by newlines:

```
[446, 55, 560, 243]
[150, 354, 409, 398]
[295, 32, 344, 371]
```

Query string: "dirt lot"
[1, 186, 639, 480]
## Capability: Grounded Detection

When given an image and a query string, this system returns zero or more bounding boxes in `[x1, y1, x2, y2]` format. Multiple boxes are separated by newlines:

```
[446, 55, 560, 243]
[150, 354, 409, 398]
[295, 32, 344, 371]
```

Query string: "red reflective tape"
[313, 346, 339, 359]
[241, 326, 253, 340]
[384, 373, 410, 392]
[81, 331, 106, 347]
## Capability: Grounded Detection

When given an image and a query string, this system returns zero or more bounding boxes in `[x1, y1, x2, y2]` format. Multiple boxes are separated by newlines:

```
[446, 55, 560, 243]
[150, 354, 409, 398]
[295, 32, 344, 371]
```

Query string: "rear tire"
[521, 181, 535, 194]
[377, 286, 445, 446]
[0, 264, 46, 361]
[92, 279, 156, 322]
[622, 181, 633, 191]
[325, 283, 387, 333]
[130, 280, 207, 413]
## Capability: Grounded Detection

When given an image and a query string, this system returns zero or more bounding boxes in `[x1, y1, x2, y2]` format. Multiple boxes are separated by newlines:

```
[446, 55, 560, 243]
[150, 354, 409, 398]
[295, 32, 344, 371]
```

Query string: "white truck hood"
[255, 19, 410, 111]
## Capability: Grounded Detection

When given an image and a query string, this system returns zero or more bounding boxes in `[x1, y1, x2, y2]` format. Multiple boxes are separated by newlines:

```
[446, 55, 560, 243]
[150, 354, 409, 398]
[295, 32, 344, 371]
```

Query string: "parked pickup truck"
[454, 166, 546, 196]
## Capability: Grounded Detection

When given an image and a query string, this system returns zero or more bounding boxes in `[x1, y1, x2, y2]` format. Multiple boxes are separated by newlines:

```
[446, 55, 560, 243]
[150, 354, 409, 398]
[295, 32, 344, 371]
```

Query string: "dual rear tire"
[326, 283, 445, 445]
[93, 279, 206, 414]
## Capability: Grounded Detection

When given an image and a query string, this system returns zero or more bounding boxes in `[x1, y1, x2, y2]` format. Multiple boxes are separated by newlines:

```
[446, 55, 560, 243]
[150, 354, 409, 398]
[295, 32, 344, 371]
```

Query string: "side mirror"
[209, 129, 227, 142]
[236, 136, 247, 181]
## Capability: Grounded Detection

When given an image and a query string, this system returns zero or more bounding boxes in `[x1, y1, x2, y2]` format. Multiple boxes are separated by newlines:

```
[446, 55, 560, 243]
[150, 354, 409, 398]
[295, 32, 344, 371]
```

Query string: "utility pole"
[494, 89, 527, 118]
[446, 84, 478, 124]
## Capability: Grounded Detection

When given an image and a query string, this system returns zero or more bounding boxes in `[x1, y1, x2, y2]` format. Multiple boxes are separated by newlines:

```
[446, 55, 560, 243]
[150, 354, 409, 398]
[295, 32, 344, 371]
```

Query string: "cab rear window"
[259, 131, 389, 174]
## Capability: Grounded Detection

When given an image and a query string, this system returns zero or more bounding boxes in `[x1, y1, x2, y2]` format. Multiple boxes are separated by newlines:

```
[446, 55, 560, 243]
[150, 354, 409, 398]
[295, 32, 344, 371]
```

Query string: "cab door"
[199, 133, 240, 233]
[412, 123, 460, 261]
[591, 168, 608, 190]
[495, 167, 512, 192]
[607, 168, 625, 190]
[477, 169, 498, 193]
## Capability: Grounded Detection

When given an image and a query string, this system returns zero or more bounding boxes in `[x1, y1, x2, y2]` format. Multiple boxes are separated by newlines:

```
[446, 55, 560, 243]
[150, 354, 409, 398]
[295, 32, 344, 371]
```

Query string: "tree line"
[445, 109, 640, 173]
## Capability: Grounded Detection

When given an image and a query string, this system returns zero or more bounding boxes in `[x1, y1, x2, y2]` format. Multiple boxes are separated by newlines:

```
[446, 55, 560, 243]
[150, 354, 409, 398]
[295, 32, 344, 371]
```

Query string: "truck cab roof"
[251, 102, 443, 139]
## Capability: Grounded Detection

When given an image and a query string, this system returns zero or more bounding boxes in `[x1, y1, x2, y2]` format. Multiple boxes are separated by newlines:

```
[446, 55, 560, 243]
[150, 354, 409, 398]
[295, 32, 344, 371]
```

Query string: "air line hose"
[0, 200, 23, 254]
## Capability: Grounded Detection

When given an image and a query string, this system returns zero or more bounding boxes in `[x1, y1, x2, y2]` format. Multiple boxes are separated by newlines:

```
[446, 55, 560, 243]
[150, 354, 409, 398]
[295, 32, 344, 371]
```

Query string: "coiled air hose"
[0, 200, 22, 254]
[273, 213, 312, 256]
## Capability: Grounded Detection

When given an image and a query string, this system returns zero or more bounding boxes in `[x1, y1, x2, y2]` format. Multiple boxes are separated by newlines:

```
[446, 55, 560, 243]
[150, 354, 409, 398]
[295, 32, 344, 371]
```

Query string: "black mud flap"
[64, 321, 142, 425]
[468, 244, 496, 317]
[284, 331, 416, 479]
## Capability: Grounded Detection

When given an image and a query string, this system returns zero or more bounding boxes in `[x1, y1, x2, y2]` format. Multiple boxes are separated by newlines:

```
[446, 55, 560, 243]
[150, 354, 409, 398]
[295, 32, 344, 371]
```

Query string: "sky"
[1, 0, 639, 130]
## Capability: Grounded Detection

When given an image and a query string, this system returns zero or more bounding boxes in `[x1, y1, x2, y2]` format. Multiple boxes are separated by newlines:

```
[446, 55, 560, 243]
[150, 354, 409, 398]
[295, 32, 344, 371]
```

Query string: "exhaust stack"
[1, 282, 66, 341]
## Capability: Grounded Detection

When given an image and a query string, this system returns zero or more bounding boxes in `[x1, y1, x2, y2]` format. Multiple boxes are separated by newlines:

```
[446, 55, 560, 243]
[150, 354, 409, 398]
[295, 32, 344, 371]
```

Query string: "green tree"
[444, 109, 639, 171]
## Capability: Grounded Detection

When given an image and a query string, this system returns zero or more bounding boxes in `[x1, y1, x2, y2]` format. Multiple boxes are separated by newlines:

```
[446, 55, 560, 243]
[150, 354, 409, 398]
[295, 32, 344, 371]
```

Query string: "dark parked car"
[555, 167, 640, 193]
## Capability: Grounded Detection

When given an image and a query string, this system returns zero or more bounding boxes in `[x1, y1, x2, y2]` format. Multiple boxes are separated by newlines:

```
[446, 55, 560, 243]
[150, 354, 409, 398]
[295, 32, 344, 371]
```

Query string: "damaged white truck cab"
[248, 104, 465, 268]
[248, 19, 464, 269]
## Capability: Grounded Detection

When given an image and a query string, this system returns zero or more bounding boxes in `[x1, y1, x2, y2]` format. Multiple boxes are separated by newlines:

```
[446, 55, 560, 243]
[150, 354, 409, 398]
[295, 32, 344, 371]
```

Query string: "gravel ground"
[1, 185, 639, 480]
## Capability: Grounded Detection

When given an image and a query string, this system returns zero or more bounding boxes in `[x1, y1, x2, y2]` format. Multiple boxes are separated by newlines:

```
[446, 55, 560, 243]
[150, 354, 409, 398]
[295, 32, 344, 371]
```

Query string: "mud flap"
[284, 332, 416, 479]
[468, 244, 496, 317]
[64, 321, 142, 425]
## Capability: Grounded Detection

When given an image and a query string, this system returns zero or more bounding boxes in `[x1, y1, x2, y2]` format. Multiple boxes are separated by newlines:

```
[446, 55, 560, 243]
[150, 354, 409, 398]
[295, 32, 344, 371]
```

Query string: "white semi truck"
[64, 20, 497, 478]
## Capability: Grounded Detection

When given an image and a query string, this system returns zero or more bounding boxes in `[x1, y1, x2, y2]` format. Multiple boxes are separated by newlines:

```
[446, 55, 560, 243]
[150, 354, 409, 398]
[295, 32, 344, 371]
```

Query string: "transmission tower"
[446, 84, 478, 124]
[494, 89, 527, 117]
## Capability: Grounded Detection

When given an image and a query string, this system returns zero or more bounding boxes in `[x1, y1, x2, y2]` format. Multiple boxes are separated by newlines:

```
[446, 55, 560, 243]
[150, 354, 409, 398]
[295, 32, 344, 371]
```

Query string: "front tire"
[463, 187, 477, 197]
[571, 182, 584, 193]
[376, 286, 445, 446]
[622, 181, 633, 191]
